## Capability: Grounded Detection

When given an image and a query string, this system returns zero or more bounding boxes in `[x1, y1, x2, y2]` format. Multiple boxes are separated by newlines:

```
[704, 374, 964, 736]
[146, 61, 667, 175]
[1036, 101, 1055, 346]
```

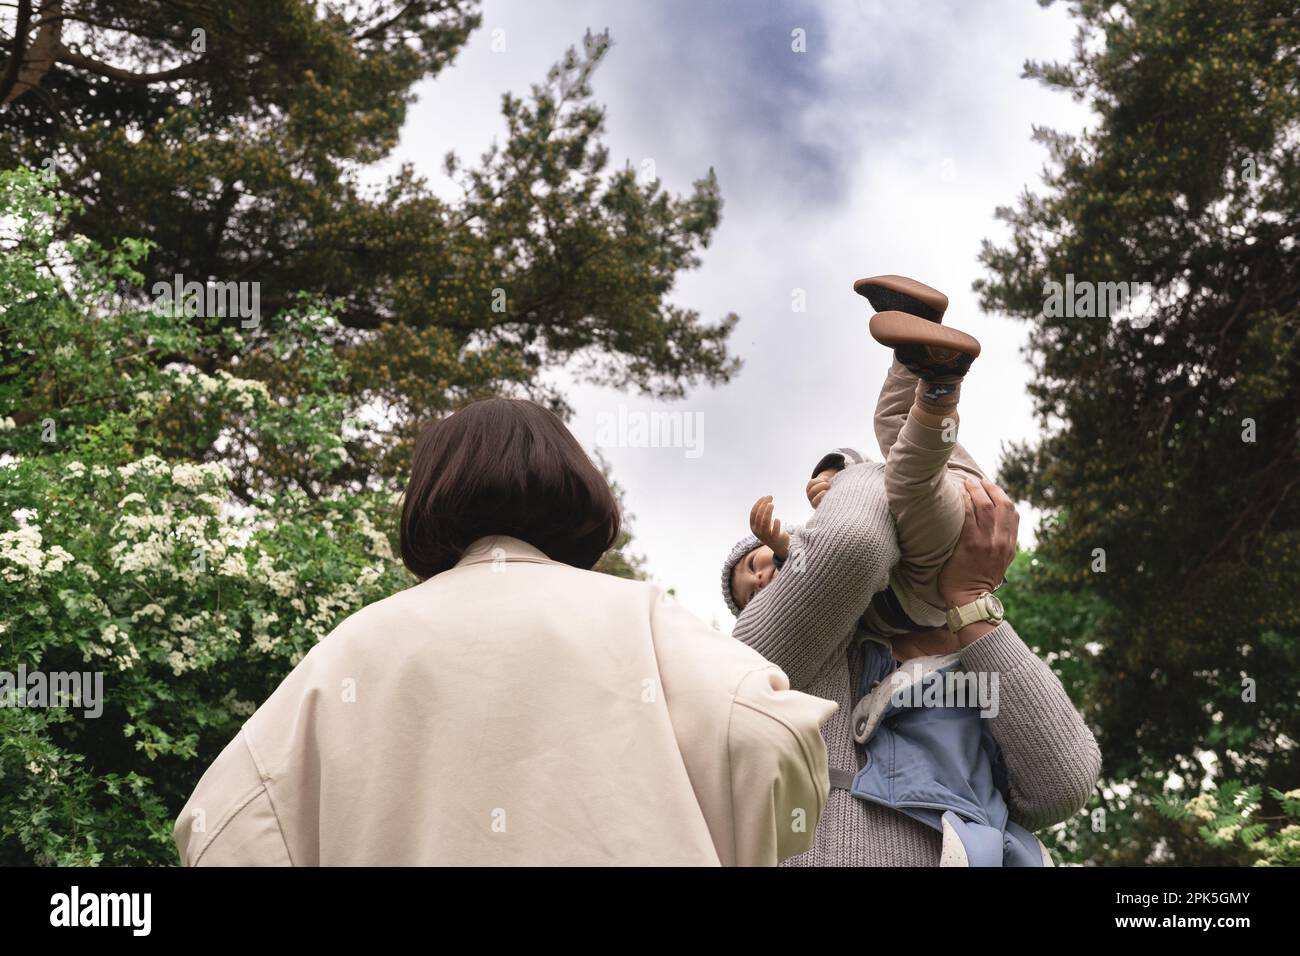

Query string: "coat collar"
[454, 535, 557, 569]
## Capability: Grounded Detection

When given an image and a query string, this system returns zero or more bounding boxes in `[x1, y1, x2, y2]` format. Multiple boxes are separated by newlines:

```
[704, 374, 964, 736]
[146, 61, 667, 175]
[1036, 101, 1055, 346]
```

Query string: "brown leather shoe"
[853, 275, 948, 323]
[869, 310, 980, 379]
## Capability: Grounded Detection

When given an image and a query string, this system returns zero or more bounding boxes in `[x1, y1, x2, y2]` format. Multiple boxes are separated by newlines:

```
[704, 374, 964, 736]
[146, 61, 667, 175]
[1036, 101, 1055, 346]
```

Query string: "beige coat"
[174, 535, 836, 866]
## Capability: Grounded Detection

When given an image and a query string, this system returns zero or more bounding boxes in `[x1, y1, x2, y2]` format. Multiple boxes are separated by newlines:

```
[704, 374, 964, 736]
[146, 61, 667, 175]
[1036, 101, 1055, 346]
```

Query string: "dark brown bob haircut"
[400, 398, 621, 579]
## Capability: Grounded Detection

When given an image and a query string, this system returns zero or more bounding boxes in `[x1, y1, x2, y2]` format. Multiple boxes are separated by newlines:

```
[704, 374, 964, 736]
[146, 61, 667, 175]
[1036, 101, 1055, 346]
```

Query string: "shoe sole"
[869, 311, 980, 358]
[853, 275, 948, 323]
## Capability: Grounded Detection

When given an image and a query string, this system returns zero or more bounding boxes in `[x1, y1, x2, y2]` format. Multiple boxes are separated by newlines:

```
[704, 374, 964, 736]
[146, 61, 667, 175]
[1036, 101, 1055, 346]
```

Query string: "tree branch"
[0, 0, 33, 104]
[54, 42, 204, 85]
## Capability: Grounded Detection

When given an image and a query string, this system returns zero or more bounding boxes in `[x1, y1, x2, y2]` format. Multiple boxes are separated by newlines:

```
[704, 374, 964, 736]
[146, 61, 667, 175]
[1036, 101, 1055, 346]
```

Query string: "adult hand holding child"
[939, 477, 1019, 647]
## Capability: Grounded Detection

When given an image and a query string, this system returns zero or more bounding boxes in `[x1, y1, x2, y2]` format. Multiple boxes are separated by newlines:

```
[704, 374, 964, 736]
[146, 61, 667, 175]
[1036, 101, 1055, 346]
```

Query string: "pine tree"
[977, 0, 1300, 863]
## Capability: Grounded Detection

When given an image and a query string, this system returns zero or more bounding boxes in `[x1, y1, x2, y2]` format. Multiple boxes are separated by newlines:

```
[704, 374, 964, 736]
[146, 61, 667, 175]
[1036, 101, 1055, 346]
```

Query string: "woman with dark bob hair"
[175, 398, 838, 866]
[399, 398, 623, 580]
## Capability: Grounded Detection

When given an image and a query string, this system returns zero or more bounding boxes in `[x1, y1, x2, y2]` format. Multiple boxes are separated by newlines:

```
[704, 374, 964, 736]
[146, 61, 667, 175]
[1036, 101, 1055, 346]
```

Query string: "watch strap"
[945, 592, 1003, 633]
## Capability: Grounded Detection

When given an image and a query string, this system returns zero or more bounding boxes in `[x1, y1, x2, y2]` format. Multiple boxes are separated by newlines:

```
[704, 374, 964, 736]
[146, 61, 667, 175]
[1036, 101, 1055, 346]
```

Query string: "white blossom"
[109, 535, 172, 574]
[255, 554, 297, 597]
[0, 521, 44, 581]
[218, 553, 248, 578]
[43, 545, 73, 574]
[131, 603, 166, 622]
[118, 455, 169, 479]
[354, 510, 394, 560]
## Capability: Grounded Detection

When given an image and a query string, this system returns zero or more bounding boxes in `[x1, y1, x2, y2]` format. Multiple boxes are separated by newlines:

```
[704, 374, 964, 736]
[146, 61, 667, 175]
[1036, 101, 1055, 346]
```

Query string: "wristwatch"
[945, 592, 1005, 633]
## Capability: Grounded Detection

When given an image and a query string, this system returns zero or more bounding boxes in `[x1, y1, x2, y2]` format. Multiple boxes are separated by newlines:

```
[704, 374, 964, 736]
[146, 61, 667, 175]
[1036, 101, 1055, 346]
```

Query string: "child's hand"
[749, 495, 791, 560]
[806, 469, 838, 508]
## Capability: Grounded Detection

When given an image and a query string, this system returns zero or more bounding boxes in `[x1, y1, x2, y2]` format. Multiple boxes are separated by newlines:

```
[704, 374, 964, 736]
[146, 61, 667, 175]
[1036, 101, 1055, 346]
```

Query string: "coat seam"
[189, 780, 267, 867]
[235, 730, 295, 866]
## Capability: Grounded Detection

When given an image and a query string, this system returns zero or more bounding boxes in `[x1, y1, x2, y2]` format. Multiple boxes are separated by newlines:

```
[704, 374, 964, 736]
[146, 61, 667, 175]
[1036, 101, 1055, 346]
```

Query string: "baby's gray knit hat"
[720, 532, 762, 617]
[722, 528, 811, 616]
[721, 450, 855, 618]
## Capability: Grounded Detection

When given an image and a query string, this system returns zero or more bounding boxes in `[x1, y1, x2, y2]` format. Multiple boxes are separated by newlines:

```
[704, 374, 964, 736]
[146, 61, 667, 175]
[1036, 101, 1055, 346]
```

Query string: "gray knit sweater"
[731, 458, 1103, 866]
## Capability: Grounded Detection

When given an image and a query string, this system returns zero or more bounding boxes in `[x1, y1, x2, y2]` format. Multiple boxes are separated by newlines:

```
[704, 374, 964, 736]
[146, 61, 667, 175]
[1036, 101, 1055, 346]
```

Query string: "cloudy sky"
[370, 0, 1093, 628]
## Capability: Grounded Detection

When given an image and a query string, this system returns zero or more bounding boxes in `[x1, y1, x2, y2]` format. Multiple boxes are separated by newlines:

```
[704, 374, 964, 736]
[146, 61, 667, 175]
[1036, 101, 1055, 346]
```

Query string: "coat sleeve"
[650, 590, 837, 866]
[174, 730, 293, 866]
[958, 621, 1103, 831]
[731, 459, 899, 689]
[727, 666, 837, 866]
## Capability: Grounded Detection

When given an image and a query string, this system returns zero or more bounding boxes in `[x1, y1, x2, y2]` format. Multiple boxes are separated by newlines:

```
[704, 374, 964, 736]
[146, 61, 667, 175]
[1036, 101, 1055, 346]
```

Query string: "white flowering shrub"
[0, 169, 412, 864]
[1157, 784, 1300, 867]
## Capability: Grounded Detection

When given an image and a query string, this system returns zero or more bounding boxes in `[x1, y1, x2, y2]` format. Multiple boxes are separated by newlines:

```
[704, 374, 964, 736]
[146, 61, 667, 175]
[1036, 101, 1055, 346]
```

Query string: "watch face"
[988, 594, 1005, 617]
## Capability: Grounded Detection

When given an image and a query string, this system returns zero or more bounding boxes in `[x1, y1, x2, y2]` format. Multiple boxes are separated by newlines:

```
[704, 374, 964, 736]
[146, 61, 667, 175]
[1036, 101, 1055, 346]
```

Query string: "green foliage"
[1156, 785, 1300, 866]
[997, 550, 1108, 704]
[0, 168, 415, 864]
[0, 168, 652, 864]
[977, 0, 1300, 863]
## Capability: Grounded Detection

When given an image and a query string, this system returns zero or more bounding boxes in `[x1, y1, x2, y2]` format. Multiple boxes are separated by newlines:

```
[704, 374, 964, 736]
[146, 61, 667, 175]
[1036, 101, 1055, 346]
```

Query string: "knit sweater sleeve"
[731, 463, 899, 689]
[959, 621, 1103, 831]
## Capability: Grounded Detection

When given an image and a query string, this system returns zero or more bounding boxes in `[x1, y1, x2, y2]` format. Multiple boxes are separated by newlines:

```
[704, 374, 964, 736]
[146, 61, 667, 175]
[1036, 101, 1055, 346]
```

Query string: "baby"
[720, 275, 1047, 866]
[724, 274, 986, 645]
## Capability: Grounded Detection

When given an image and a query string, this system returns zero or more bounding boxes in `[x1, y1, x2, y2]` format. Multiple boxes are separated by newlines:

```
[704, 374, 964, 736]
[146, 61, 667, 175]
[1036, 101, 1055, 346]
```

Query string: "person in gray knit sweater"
[721, 279, 1102, 866]
[735, 465, 1104, 865]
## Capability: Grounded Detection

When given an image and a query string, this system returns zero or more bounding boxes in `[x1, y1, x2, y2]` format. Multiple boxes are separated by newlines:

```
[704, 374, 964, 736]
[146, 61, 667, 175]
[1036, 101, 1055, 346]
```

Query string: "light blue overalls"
[840, 636, 1051, 867]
